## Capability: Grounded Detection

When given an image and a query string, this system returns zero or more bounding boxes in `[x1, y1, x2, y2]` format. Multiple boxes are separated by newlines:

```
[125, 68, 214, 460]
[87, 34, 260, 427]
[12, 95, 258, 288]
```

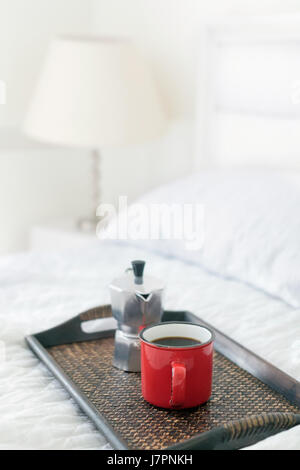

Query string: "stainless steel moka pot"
[109, 260, 164, 372]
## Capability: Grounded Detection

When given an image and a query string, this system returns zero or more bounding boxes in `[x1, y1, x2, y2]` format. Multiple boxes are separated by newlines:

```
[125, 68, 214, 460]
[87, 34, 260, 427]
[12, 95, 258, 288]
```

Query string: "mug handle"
[170, 362, 186, 408]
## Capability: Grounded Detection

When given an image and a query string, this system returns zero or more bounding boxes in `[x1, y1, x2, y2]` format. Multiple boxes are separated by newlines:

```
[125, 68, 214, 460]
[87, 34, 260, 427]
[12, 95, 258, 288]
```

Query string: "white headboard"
[195, 16, 300, 170]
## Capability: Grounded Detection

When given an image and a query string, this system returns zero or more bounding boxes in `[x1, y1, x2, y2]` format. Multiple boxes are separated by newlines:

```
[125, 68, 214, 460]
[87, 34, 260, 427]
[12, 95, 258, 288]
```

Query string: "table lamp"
[23, 35, 167, 229]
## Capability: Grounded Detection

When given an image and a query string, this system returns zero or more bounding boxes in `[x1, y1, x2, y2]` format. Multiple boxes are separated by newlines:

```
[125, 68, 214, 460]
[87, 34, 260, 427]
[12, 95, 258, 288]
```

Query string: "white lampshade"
[24, 36, 167, 148]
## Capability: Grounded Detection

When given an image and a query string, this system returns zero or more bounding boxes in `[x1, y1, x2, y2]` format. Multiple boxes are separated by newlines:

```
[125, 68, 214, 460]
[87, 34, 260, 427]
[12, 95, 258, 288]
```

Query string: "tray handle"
[33, 305, 116, 348]
[168, 412, 300, 450]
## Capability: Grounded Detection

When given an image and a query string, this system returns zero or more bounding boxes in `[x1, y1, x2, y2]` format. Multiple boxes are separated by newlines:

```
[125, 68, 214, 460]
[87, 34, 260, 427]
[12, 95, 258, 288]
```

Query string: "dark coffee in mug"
[151, 336, 202, 347]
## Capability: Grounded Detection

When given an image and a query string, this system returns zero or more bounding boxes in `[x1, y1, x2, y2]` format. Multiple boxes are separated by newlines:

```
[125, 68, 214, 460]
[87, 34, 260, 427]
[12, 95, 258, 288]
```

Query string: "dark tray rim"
[26, 307, 300, 450]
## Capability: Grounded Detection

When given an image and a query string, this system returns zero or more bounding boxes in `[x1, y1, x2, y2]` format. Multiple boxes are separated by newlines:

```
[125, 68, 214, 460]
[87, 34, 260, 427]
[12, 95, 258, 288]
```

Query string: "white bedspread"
[0, 241, 299, 450]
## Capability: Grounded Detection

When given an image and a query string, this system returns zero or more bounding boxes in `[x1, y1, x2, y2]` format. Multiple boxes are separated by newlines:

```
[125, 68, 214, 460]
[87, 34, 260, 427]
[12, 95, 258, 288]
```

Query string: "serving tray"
[26, 306, 300, 450]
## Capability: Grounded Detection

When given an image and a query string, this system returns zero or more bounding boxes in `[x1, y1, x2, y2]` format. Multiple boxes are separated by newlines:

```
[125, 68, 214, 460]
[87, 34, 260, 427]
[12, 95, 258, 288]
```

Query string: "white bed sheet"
[0, 241, 299, 450]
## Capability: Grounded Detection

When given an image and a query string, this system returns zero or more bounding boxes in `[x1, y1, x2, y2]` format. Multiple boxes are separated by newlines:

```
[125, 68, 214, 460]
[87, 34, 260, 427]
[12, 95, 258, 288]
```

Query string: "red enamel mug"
[139, 322, 214, 409]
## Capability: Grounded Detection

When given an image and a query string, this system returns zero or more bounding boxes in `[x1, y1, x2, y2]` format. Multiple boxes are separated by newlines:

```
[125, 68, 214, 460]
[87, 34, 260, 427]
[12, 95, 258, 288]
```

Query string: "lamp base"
[77, 149, 102, 234]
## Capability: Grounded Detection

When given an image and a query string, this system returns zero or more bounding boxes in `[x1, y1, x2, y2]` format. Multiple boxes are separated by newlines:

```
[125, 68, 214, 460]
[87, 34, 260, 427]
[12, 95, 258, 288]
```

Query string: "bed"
[1, 16, 300, 450]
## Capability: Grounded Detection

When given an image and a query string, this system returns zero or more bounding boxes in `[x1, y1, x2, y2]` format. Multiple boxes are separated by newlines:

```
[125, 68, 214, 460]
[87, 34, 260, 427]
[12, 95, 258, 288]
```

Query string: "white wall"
[0, 145, 92, 254]
[0, 0, 92, 128]
[0, 0, 93, 253]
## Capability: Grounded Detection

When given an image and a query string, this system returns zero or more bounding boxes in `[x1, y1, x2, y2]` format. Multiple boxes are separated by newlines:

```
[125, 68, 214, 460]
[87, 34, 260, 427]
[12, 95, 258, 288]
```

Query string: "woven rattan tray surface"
[26, 306, 300, 450]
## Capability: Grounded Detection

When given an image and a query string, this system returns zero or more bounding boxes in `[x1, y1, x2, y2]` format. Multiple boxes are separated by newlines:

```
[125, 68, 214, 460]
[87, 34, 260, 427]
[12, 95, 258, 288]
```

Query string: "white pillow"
[103, 171, 300, 308]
